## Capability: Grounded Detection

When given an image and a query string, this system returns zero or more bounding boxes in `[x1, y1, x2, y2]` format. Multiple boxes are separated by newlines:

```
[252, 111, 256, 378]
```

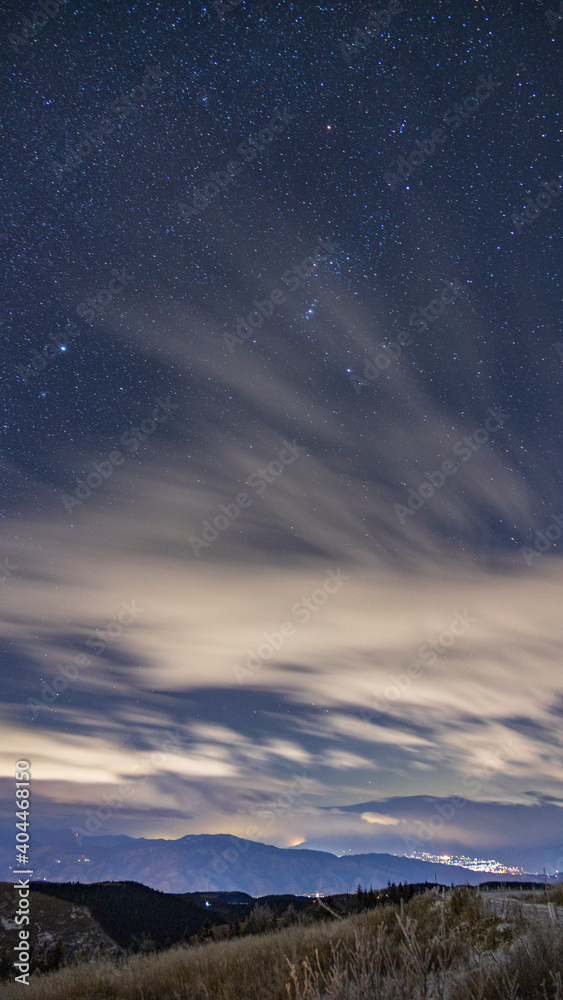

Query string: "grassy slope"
[1, 911, 349, 1000]
[1, 888, 562, 1000]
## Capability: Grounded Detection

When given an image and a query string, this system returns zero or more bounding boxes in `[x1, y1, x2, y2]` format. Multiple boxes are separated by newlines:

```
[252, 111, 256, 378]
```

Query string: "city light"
[405, 851, 523, 874]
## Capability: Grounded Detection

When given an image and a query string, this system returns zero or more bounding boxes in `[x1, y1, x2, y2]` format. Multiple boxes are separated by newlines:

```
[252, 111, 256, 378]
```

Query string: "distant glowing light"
[406, 850, 524, 874]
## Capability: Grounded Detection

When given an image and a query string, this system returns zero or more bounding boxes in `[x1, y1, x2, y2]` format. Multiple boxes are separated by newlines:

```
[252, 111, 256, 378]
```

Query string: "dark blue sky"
[1, 0, 562, 874]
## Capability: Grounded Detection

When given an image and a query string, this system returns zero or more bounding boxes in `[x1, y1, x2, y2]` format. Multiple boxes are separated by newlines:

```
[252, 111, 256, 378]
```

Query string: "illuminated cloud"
[361, 812, 400, 826]
[3, 73, 562, 874]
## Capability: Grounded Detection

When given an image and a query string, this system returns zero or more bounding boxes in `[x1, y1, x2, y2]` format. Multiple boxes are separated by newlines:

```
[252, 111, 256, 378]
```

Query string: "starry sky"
[1, 0, 562, 874]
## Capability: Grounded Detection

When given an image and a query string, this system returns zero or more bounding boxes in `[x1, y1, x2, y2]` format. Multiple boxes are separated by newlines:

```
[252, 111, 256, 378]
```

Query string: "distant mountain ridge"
[4, 831, 540, 895]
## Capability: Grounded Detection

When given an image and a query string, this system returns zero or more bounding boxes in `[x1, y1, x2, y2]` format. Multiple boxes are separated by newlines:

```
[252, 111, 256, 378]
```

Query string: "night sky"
[1, 0, 562, 874]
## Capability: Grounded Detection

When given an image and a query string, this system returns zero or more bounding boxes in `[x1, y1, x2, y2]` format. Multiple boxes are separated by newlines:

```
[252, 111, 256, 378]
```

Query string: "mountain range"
[5, 831, 542, 895]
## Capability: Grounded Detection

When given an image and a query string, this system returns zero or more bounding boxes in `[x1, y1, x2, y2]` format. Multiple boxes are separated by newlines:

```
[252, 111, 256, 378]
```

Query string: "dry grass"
[0, 908, 392, 1000]
[2, 888, 562, 1000]
[287, 890, 563, 1000]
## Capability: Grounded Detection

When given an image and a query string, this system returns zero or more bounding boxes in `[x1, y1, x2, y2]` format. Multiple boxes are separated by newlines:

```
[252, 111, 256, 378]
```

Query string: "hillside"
[0, 881, 122, 978]
[1, 886, 561, 1000]
[30, 881, 257, 951]
[27, 879, 437, 957]
[1, 877, 438, 980]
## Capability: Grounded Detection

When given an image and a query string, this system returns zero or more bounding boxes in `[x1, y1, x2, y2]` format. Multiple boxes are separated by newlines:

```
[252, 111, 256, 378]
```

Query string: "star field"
[0, 0, 562, 871]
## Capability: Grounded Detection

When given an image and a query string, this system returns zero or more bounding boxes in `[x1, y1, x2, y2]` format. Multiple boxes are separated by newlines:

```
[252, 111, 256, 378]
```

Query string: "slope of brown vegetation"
[1, 887, 561, 1000]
